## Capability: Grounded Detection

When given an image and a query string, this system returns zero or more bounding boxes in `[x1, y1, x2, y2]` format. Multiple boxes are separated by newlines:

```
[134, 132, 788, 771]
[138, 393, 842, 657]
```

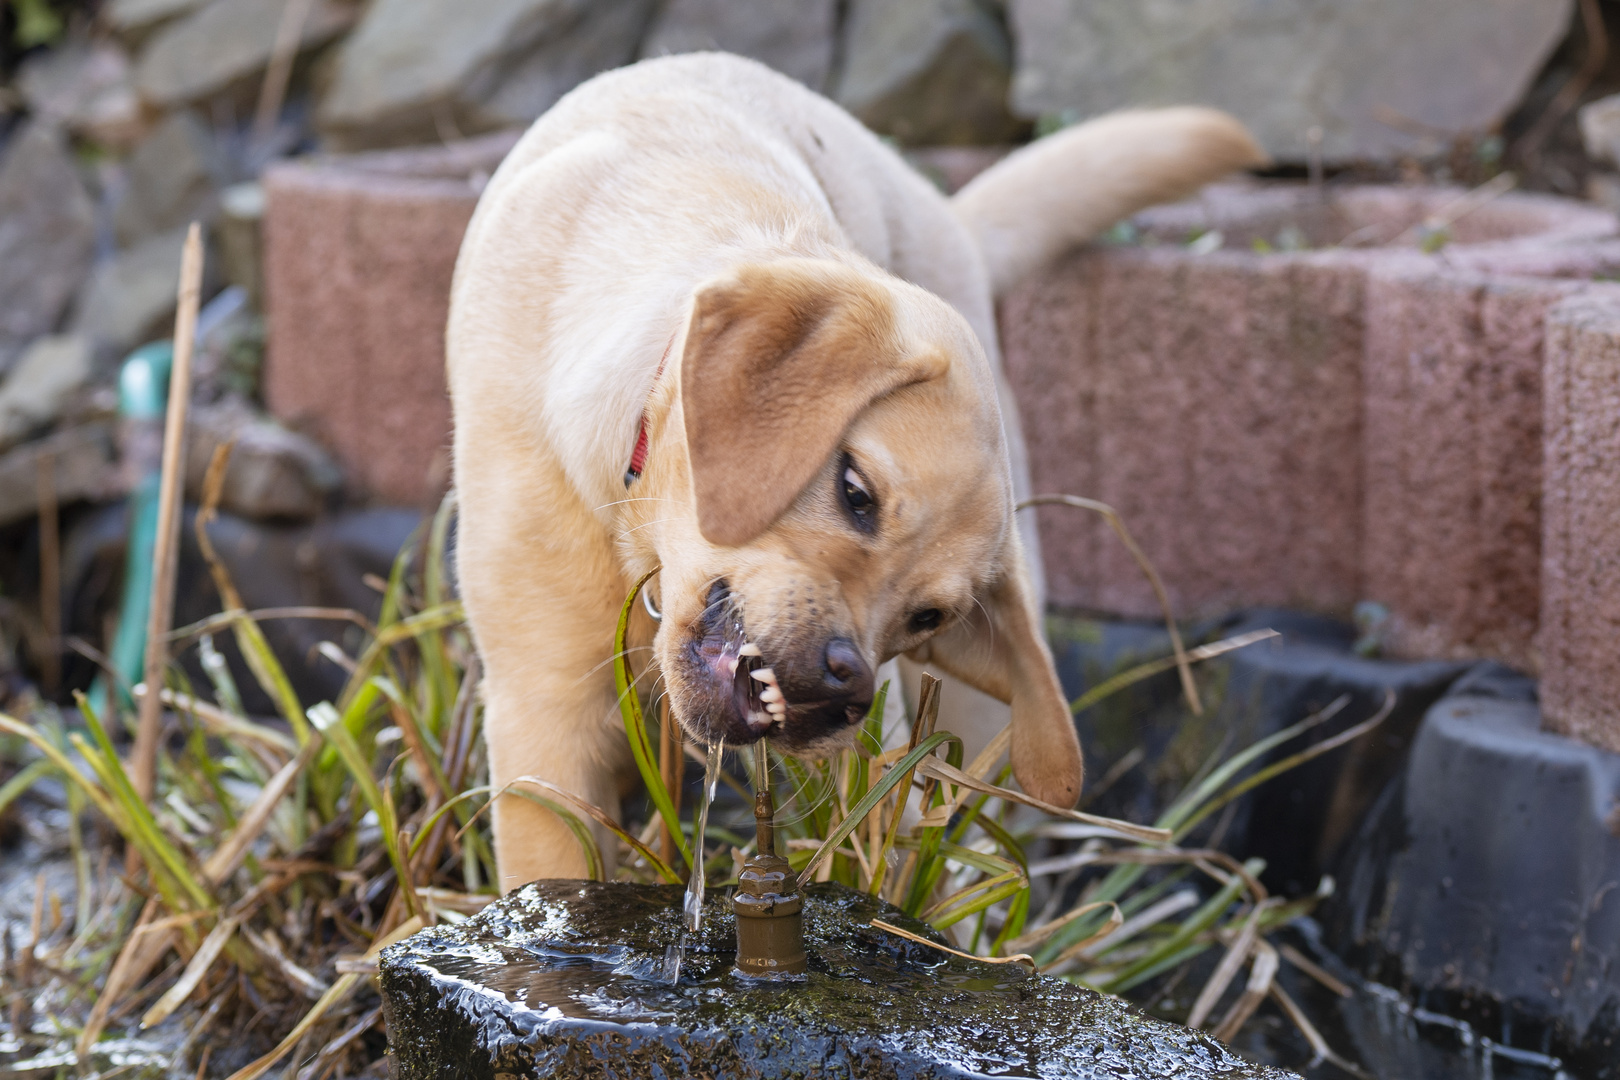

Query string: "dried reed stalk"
[131, 222, 204, 801]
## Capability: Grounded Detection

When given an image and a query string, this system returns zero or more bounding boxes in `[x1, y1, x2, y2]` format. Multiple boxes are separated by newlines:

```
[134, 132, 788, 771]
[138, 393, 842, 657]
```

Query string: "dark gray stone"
[836, 0, 1024, 146]
[132, 0, 357, 109]
[0, 421, 119, 529]
[0, 333, 94, 450]
[1326, 685, 1620, 1072]
[187, 398, 342, 521]
[0, 122, 96, 372]
[113, 111, 230, 247]
[71, 226, 219, 356]
[1007, 0, 1573, 164]
[1047, 609, 1466, 897]
[641, 0, 836, 90]
[317, 0, 653, 151]
[17, 39, 144, 150]
[380, 880, 1295, 1079]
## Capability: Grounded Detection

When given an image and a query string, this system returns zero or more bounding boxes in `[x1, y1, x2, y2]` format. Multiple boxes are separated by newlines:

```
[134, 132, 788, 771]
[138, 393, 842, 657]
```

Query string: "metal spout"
[733, 741, 806, 977]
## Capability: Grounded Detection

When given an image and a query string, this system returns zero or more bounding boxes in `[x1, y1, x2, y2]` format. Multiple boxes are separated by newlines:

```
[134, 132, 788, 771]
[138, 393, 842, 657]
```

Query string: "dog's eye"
[909, 609, 942, 634]
[839, 455, 876, 529]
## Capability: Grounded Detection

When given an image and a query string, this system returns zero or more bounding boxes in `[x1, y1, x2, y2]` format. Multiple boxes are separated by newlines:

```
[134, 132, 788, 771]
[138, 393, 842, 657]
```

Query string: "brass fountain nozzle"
[733, 742, 807, 977]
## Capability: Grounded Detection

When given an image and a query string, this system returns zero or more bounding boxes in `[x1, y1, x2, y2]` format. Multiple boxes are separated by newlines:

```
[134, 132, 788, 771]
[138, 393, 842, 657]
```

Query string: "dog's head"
[642, 257, 1082, 807]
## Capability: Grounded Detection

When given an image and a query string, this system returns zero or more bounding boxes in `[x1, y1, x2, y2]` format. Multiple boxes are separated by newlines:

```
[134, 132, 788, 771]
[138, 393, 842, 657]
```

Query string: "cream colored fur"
[447, 54, 1263, 892]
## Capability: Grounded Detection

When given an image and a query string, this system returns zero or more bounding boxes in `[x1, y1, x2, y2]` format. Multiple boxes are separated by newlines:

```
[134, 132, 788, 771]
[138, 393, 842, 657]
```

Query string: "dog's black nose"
[823, 637, 873, 698]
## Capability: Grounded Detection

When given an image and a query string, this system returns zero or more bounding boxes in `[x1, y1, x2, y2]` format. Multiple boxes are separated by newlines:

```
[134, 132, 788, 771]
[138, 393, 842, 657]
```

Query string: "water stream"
[661, 739, 724, 984]
[683, 739, 724, 933]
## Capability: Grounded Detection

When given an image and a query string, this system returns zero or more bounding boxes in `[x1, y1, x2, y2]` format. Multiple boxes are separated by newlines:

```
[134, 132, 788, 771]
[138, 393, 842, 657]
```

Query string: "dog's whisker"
[593, 495, 678, 512]
[618, 516, 678, 538]
[574, 644, 656, 686]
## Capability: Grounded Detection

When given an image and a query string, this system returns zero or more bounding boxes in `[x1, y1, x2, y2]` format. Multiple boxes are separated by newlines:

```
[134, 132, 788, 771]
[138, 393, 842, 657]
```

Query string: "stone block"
[262, 134, 518, 504]
[1002, 183, 1617, 626]
[1004, 241, 1370, 618]
[380, 880, 1292, 1079]
[1048, 609, 1465, 899]
[641, 0, 836, 91]
[836, 0, 1024, 145]
[133, 0, 356, 109]
[1361, 267, 1620, 671]
[1327, 680, 1620, 1071]
[0, 122, 95, 371]
[1542, 294, 1620, 754]
[316, 0, 652, 151]
[1007, 0, 1572, 164]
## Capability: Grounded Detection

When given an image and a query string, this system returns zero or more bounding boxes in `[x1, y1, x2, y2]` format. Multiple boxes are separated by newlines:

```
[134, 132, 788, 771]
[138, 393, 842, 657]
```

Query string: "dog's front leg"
[483, 668, 629, 892]
[455, 443, 639, 893]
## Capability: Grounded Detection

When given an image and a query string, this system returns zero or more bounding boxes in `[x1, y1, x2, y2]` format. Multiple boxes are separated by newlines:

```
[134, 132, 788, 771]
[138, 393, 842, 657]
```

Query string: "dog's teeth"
[760, 686, 782, 704]
[749, 667, 776, 684]
[766, 702, 786, 716]
[739, 643, 762, 658]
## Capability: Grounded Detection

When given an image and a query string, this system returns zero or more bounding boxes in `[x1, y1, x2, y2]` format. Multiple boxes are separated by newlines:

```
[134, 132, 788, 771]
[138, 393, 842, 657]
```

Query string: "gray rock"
[17, 39, 145, 149]
[72, 227, 196, 355]
[0, 334, 94, 450]
[317, 0, 652, 150]
[641, 0, 836, 90]
[1580, 93, 1620, 166]
[1008, 0, 1574, 163]
[133, 0, 357, 109]
[475, 0, 657, 131]
[0, 421, 119, 529]
[105, 0, 208, 41]
[187, 399, 340, 520]
[837, 0, 1024, 145]
[0, 123, 96, 373]
[114, 111, 229, 246]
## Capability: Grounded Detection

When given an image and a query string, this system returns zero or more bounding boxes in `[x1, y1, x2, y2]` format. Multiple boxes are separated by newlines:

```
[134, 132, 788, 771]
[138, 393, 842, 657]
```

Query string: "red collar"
[624, 337, 676, 487]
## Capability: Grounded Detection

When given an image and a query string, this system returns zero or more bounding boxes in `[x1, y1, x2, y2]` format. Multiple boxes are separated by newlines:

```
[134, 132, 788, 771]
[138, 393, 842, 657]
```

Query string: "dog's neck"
[623, 333, 679, 488]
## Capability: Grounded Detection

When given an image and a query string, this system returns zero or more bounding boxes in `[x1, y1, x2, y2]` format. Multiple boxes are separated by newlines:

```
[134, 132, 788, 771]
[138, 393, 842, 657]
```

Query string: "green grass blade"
[798, 731, 961, 887]
[612, 570, 691, 867]
[1094, 859, 1260, 994]
[308, 702, 417, 919]
[0, 758, 53, 817]
[226, 612, 310, 745]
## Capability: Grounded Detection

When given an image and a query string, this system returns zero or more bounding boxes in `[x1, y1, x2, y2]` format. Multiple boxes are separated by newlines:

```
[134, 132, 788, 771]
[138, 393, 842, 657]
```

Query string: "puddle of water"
[1210, 921, 1598, 1080]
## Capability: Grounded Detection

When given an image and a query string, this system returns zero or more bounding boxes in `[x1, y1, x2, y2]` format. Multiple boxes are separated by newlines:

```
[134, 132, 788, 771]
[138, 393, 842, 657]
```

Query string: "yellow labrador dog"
[449, 54, 1263, 890]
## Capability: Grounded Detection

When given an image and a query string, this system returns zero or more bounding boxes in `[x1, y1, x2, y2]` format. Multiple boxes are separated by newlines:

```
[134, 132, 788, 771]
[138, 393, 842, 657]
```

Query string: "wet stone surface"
[380, 880, 1295, 1079]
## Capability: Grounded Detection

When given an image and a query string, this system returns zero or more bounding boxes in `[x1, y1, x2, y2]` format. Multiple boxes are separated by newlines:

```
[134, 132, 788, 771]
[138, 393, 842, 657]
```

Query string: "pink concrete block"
[1361, 266, 1590, 670]
[262, 132, 518, 504]
[1002, 182, 1616, 624]
[1004, 246, 1368, 618]
[1542, 292, 1620, 753]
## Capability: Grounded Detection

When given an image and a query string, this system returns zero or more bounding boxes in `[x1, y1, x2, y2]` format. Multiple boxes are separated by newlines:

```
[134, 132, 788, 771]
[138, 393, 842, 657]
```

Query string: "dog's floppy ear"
[682, 259, 946, 547]
[908, 553, 1083, 808]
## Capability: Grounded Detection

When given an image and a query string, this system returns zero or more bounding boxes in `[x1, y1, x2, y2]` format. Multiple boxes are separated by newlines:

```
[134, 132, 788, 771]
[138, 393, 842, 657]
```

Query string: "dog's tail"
[952, 108, 1269, 297]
